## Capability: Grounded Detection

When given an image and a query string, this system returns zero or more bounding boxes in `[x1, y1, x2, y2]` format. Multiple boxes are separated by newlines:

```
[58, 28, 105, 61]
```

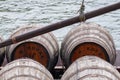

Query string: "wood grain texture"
[0, 59, 54, 80]
[61, 22, 116, 68]
[6, 25, 59, 70]
[61, 56, 120, 80]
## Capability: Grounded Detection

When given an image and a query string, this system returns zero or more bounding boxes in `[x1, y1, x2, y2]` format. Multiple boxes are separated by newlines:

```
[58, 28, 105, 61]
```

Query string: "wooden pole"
[0, 2, 120, 48]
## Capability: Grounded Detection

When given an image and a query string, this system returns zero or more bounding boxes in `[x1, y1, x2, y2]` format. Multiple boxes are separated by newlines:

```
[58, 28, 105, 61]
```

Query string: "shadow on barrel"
[0, 36, 6, 67]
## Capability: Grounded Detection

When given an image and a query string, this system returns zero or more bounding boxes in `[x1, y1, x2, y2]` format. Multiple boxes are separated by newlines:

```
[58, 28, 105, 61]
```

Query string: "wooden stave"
[6, 26, 59, 70]
[61, 56, 120, 80]
[61, 22, 116, 68]
[0, 59, 54, 80]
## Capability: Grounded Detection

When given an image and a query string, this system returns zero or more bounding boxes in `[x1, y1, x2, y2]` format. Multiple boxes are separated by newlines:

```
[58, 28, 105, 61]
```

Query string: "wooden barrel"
[61, 56, 120, 80]
[0, 59, 54, 80]
[0, 36, 5, 66]
[61, 22, 116, 68]
[6, 25, 59, 70]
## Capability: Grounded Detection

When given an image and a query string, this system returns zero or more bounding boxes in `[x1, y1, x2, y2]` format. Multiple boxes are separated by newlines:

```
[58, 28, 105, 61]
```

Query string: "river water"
[0, 0, 120, 49]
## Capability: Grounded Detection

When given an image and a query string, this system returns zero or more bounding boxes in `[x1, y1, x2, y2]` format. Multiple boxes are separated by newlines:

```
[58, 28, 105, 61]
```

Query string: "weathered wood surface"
[6, 26, 59, 70]
[2, 50, 120, 68]
[114, 50, 120, 66]
[61, 56, 120, 80]
[1, 50, 120, 79]
[0, 59, 54, 80]
[61, 22, 116, 68]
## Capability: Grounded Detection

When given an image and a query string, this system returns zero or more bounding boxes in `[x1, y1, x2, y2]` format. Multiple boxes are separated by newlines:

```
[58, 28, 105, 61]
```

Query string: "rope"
[12, 37, 17, 44]
[78, 0, 86, 22]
